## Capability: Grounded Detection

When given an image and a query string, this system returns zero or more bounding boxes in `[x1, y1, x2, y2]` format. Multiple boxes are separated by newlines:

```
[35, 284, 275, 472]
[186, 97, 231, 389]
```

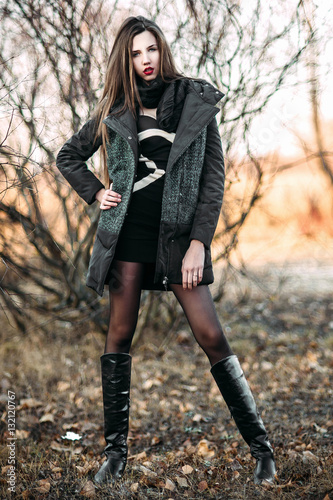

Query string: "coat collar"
[102, 108, 138, 162]
[102, 107, 137, 140]
[102, 79, 224, 167]
[167, 80, 224, 167]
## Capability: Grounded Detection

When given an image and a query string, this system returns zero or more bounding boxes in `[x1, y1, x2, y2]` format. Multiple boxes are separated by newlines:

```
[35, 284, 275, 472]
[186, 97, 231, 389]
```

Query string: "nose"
[142, 51, 151, 65]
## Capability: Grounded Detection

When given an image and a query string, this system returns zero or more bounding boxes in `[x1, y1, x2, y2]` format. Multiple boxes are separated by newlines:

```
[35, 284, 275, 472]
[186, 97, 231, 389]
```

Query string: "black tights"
[105, 260, 233, 366]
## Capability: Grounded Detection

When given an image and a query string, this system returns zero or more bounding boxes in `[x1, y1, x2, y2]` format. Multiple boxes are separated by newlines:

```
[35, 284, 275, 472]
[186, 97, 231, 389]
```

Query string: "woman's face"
[132, 30, 160, 82]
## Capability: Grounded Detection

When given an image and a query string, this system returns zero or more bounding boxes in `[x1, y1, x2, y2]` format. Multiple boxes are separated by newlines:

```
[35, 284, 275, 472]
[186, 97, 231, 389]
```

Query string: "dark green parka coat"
[56, 79, 225, 296]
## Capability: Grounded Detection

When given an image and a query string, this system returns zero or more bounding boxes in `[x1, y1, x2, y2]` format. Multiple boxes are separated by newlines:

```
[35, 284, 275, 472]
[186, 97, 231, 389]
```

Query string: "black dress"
[113, 114, 175, 262]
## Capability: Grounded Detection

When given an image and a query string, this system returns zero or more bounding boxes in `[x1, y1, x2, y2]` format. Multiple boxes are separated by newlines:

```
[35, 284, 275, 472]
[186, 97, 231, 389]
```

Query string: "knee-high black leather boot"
[94, 352, 131, 485]
[211, 355, 276, 485]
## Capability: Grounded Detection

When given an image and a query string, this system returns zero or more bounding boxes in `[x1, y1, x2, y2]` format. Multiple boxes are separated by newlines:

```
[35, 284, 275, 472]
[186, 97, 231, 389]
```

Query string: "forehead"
[132, 30, 158, 51]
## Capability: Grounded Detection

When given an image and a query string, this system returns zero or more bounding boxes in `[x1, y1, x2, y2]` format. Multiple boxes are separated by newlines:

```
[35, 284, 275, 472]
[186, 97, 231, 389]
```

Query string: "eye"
[149, 47, 157, 52]
[132, 52, 140, 57]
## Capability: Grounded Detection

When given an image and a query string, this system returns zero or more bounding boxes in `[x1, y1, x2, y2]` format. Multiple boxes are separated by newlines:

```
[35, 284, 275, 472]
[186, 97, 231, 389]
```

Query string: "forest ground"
[0, 261, 332, 499]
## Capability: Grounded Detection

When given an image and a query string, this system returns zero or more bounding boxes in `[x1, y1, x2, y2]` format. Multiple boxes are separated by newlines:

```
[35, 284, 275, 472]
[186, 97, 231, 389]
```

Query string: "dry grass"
[1, 275, 332, 499]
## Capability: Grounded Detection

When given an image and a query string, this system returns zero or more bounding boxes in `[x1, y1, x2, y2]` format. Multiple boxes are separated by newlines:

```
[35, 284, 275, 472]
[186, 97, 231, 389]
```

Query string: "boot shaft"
[100, 353, 132, 446]
[211, 355, 273, 455]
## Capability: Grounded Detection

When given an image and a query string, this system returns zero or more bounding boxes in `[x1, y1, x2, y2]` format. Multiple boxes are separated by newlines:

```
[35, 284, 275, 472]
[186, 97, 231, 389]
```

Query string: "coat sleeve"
[56, 118, 105, 205]
[189, 116, 225, 249]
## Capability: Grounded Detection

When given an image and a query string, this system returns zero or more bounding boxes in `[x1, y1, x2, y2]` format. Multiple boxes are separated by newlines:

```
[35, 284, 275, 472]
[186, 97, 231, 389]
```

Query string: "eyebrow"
[132, 44, 157, 53]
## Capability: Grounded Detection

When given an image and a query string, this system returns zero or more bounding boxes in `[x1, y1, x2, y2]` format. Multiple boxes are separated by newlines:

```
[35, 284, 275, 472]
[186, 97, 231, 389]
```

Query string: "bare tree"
[301, 0, 333, 187]
[0, 0, 314, 332]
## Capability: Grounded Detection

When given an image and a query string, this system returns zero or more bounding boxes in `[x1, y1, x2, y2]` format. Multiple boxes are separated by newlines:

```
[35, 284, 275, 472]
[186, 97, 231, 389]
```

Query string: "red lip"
[144, 67, 154, 75]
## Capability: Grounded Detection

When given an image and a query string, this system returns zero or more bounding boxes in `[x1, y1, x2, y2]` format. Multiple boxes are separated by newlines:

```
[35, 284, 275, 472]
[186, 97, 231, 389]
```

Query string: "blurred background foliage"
[0, 0, 332, 334]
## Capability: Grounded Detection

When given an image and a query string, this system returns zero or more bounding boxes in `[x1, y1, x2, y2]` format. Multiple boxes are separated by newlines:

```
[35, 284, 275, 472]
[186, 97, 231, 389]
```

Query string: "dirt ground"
[0, 263, 332, 499]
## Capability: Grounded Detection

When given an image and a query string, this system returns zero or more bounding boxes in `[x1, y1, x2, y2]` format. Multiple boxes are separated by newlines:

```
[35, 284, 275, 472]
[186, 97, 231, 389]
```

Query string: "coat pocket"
[86, 227, 118, 290]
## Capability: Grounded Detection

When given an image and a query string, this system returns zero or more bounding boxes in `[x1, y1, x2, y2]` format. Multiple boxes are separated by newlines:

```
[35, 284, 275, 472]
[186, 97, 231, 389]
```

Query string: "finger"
[103, 197, 118, 205]
[109, 190, 121, 199]
[192, 273, 198, 287]
[187, 272, 193, 290]
[104, 198, 120, 205]
[100, 200, 118, 210]
[103, 192, 121, 204]
[105, 190, 121, 200]
[182, 270, 188, 290]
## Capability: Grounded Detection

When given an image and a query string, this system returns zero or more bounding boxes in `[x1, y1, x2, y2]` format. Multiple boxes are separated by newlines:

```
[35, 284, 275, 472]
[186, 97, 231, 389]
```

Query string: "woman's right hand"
[95, 183, 122, 210]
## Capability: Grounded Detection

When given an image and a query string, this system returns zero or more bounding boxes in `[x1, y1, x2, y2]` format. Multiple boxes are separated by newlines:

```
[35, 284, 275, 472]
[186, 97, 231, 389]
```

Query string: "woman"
[56, 16, 276, 486]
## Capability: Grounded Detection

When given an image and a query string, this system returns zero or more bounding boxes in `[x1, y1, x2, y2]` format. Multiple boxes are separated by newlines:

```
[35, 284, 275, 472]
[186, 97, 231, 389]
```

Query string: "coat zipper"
[161, 163, 185, 291]
[160, 109, 217, 290]
[162, 276, 168, 291]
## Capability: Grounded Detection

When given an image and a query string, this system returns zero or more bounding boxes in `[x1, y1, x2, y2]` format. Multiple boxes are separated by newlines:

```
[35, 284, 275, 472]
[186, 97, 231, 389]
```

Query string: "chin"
[143, 72, 158, 81]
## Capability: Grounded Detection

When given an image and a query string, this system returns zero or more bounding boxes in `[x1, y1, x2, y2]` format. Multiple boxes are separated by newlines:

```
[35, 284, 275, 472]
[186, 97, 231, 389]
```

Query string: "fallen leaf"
[40, 413, 55, 423]
[51, 441, 71, 452]
[185, 445, 197, 455]
[164, 478, 176, 491]
[43, 403, 55, 413]
[182, 385, 198, 392]
[75, 396, 84, 408]
[140, 475, 161, 487]
[182, 464, 193, 474]
[312, 423, 328, 434]
[16, 430, 30, 439]
[176, 476, 188, 487]
[18, 398, 43, 410]
[80, 480, 96, 497]
[62, 422, 81, 431]
[128, 450, 147, 461]
[230, 459, 243, 471]
[2, 465, 12, 473]
[57, 381, 71, 392]
[197, 439, 215, 458]
[261, 361, 274, 371]
[198, 480, 208, 491]
[143, 378, 162, 390]
[306, 351, 318, 363]
[193, 413, 204, 422]
[51, 467, 63, 473]
[130, 483, 139, 492]
[21, 490, 33, 499]
[176, 330, 192, 344]
[151, 436, 161, 445]
[76, 464, 93, 477]
[136, 465, 157, 477]
[169, 389, 182, 397]
[35, 479, 51, 493]
[302, 450, 319, 464]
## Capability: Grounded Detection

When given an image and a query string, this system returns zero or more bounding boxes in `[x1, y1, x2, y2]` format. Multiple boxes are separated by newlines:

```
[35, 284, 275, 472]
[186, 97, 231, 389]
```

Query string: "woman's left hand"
[181, 239, 205, 290]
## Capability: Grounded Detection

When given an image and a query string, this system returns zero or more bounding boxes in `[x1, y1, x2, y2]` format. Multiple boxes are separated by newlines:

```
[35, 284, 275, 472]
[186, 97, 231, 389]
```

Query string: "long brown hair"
[92, 16, 183, 184]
